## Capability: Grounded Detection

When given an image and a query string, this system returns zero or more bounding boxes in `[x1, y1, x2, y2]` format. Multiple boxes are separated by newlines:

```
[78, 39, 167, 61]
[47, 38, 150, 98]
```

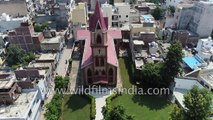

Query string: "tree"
[34, 22, 49, 32]
[23, 52, 36, 63]
[151, 7, 163, 20]
[6, 45, 25, 66]
[162, 40, 183, 86]
[184, 85, 212, 120]
[104, 105, 134, 120]
[54, 76, 69, 90]
[109, 0, 114, 5]
[141, 63, 163, 87]
[145, 0, 160, 4]
[169, 6, 175, 15]
[170, 85, 212, 120]
[170, 105, 185, 120]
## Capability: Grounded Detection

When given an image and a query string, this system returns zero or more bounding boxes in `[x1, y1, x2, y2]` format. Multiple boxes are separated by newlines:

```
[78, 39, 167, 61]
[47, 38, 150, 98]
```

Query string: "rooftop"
[38, 53, 57, 61]
[0, 79, 15, 89]
[199, 69, 213, 88]
[0, 89, 38, 118]
[28, 62, 52, 68]
[42, 36, 62, 44]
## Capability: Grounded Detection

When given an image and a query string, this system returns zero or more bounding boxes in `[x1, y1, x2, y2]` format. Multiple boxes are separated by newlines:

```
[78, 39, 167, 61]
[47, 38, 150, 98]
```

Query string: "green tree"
[141, 63, 163, 87]
[162, 40, 183, 86]
[169, 6, 175, 15]
[170, 105, 185, 120]
[184, 85, 212, 120]
[109, 0, 114, 5]
[170, 85, 212, 120]
[145, 0, 160, 4]
[6, 45, 25, 66]
[23, 52, 36, 63]
[54, 76, 69, 89]
[104, 105, 134, 120]
[45, 94, 62, 120]
[151, 7, 163, 20]
[34, 22, 49, 32]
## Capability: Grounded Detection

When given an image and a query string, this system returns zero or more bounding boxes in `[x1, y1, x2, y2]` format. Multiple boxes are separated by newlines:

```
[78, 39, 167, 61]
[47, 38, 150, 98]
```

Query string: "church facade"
[77, 1, 122, 86]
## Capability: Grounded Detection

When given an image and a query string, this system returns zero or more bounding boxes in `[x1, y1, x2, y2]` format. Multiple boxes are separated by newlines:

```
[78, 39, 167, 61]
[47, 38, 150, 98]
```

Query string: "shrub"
[106, 93, 118, 112]
[85, 94, 96, 120]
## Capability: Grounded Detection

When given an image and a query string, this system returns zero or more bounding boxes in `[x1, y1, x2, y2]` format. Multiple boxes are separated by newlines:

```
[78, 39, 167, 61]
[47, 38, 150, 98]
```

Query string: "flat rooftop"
[0, 79, 15, 89]
[0, 89, 37, 118]
[199, 69, 213, 88]
[42, 36, 62, 44]
[38, 53, 56, 61]
[28, 62, 52, 68]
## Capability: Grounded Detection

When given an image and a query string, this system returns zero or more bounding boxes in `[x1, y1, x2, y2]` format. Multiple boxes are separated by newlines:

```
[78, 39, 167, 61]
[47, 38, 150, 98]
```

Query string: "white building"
[173, 78, 204, 108]
[196, 37, 213, 61]
[198, 69, 213, 91]
[40, 35, 64, 51]
[166, 0, 183, 7]
[102, 2, 130, 28]
[0, 89, 42, 120]
[0, 13, 29, 32]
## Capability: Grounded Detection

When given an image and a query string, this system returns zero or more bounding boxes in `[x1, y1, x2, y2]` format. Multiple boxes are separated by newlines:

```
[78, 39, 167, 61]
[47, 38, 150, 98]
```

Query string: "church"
[77, 1, 122, 86]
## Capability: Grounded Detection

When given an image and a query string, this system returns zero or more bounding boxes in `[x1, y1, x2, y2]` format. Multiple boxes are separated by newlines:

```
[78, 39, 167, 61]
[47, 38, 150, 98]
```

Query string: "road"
[56, 39, 73, 77]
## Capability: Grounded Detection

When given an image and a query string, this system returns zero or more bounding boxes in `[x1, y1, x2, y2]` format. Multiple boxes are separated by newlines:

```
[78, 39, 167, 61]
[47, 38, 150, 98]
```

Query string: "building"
[166, 0, 183, 7]
[188, 1, 213, 37]
[70, 2, 88, 40]
[0, 89, 42, 120]
[0, 13, 29, 33]
[36, 53, 59, 69]
[14, 68, 52, 101]
[175, 1, 213, 37]
[8, 22, 44, 51]
[198, 69, 213, 91]
[0, 78, 19, 104]
[0, 0, 28, 17]
[135, 2, 156, 14]
[196, 36, 213, 61]
[77, 1, 122, 86]
[173, 77, 204, 108]
[102, 3, 130, 28]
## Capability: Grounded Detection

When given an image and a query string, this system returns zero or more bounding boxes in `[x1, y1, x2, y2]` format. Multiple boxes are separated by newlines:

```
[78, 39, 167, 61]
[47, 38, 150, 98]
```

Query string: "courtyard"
[61, 95, 91, 120]
[111, 58, 175, 120]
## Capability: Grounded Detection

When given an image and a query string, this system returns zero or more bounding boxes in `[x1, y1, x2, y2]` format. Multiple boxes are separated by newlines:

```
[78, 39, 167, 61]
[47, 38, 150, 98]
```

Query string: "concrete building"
[148, 41, 158, 55]
[70, 2, 88, 40]
[8, 22, 44, 51]
[166, 0, 183, 7]
[0, 13, 29, 33]
[102, 3, 130, 28]
[40, 36, 64, 51]
[196, 36, 213, 61]
[188, 1, 213, 37]
[135, 2, 156, 14]
[36, 53, 59, 69]
[77, 1, 122, 86]
[174, 3, 194, 30]
[173, 77, 204, 108]
[198, 69, 213, 91]
[175, 1, 213, 37]
[0, 89, 42, 120]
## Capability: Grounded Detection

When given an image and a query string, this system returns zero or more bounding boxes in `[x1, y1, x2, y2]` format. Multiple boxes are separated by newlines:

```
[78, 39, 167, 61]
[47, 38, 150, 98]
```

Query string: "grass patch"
[112, 94, 174, 120]
[119, 58, 135, 89]
[114, 58, 174, 120]
[62, 95, 91, 120]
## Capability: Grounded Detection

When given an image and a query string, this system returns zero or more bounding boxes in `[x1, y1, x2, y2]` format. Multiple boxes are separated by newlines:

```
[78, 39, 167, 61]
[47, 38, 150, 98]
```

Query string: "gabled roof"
[89, 0, 108, 32]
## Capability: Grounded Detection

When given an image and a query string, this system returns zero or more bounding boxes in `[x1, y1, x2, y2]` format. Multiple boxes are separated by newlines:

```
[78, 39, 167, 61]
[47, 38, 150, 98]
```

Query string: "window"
[101, 57, 104, 66]
[87, 69, 92, 77]
[102, 70, 106, 75]
[28, 110, 32, 117]
[95, 57, 99, 66]
[95, 70, 99, 76]
[109, 68, 113, 76]
[96, 34, 102, 44]
[126, 15, 128, 18]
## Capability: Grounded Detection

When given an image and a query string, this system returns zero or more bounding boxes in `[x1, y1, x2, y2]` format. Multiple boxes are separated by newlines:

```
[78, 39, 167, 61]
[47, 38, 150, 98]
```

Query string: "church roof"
[89, 0, 108, 32]
[77, 29, 122, 69]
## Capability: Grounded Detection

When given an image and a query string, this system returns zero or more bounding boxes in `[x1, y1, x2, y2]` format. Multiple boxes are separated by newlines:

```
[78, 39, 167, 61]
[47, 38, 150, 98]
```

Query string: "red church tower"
[77, 1, 122, 86]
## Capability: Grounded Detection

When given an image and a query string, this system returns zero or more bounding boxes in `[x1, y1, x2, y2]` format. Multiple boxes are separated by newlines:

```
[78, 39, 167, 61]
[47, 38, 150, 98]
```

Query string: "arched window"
[95, 57, 99, 66]
[101, 57, 104, 66]
[109, 68, 113, 76]
[95, 70, 99, 76]
[87, 69, 92, 83]
[96, 34, 102, 44]
[87, 69, 92, 77]
[102, 70, 106, 75]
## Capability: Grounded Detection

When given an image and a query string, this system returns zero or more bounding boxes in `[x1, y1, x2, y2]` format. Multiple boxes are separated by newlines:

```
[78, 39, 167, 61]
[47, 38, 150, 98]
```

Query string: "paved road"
[56, 39, 73, 77]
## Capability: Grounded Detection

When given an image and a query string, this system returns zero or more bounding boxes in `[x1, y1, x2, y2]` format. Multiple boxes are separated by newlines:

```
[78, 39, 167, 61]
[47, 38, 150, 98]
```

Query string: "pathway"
[90, 90, 112, 120]
[69, 59, 81, 92]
